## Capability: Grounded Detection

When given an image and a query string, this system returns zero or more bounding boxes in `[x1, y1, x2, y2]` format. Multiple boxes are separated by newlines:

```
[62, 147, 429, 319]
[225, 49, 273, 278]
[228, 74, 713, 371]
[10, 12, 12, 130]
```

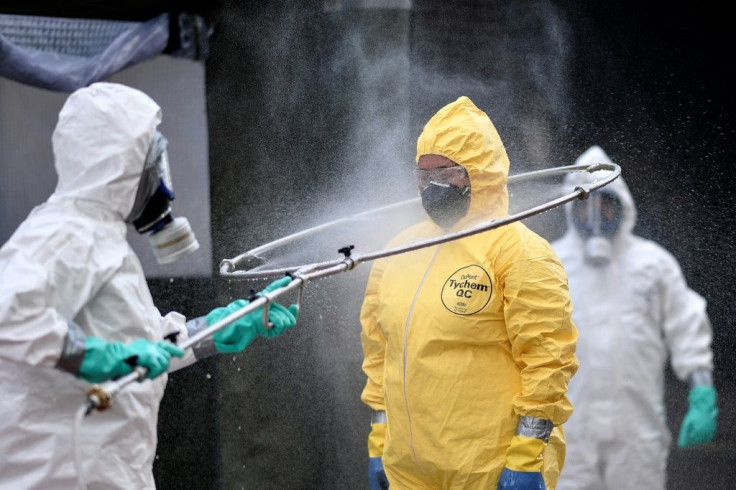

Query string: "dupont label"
[441, 265, 492, 315]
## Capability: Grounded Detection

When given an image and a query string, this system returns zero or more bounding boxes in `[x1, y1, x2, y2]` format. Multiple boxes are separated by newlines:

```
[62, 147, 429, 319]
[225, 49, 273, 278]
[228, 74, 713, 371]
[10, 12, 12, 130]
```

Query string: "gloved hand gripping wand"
[75, 276, 308, 490]
[83, 275, 309, 415]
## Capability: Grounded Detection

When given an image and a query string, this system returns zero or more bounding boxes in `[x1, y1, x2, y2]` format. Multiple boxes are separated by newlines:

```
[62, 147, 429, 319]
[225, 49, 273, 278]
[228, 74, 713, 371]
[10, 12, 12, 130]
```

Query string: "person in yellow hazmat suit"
[360, 96, 579, 490]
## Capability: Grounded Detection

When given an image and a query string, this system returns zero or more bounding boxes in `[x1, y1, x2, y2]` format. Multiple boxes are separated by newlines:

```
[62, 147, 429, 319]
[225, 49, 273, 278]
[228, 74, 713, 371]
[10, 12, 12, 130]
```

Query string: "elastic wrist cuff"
[516, 416, 553, 442]
[55, 320, 87, 375]
[186, 316, 218, 359]
[371, 410, 387, 424]
[689, 369, 713, 387]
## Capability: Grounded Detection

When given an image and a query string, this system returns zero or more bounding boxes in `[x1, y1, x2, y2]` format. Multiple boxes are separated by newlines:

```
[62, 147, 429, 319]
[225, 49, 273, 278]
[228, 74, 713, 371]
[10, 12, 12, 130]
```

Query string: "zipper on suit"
[403, 244, 442, 471]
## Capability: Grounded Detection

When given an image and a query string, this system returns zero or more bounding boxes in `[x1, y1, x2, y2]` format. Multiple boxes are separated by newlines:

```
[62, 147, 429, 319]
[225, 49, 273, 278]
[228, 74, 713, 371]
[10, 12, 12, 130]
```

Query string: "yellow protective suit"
[360, 96, 578, 489]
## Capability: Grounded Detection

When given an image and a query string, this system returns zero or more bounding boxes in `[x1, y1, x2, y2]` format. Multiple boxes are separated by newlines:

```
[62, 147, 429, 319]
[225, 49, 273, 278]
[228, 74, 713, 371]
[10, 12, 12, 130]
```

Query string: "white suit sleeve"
[0, 255, 69, 367]
[0, 228, 105, 368]
[659, 250, 714, 381]
[160, 311, 199, 371]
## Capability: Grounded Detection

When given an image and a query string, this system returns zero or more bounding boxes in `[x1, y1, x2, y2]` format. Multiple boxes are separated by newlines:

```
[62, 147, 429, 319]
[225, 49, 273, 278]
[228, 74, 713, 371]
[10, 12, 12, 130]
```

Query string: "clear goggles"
[571, 192, 622, 237]
[127, 131, 174, 224]
[414, 166, 469, 190]
[147, 131, 173, 193]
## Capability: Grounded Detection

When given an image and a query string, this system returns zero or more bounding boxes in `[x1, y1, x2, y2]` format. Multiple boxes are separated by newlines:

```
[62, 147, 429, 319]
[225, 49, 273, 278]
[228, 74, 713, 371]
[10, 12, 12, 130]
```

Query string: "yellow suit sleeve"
[360, 257, 389, 411]
[503, 251, 579, 425]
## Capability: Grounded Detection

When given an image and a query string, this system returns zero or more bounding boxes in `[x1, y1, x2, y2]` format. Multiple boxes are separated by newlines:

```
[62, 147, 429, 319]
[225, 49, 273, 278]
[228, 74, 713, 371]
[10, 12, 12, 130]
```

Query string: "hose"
[73, 403, 89, 490]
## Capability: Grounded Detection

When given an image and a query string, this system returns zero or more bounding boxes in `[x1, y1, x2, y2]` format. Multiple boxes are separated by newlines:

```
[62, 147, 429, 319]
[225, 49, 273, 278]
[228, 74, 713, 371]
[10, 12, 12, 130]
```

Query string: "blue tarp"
[0, 13, 210, 92]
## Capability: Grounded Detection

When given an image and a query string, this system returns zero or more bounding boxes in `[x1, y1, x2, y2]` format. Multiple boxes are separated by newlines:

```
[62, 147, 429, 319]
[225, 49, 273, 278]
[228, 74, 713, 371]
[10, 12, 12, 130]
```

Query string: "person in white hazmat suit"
[553, 145, 718, 490]
[0, 82, 299, 489]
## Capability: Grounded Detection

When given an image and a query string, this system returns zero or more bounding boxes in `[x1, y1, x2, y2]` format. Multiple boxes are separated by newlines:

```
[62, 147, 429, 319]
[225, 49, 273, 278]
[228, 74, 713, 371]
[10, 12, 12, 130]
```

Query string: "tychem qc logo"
[441, 264, 492, 315]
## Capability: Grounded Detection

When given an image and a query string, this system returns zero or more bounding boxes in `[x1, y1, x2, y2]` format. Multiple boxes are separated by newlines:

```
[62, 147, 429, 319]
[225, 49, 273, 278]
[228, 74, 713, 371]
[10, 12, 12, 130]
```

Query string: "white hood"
[49, 82, 162, 219]
[562, 145, 637, 242]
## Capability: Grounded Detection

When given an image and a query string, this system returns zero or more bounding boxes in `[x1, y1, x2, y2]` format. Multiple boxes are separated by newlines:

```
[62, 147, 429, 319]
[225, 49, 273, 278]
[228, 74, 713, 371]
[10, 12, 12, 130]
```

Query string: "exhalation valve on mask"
[420, 182, 471, 229]
[583, 236, 612, 267]
[571, 191, 622, 267]
[126, 131, 200, 264]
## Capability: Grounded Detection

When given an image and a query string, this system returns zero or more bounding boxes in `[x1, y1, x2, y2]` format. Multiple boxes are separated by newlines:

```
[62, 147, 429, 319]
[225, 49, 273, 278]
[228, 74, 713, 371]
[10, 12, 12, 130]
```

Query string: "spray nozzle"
[338, 245, 355, 258]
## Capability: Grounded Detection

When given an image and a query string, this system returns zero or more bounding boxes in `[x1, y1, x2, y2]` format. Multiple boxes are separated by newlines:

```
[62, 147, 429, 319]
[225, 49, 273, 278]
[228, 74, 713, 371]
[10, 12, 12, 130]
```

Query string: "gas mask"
[126, 131, 199, 264]
[571, 191, 622, 266]
[416, 166, 471, 229]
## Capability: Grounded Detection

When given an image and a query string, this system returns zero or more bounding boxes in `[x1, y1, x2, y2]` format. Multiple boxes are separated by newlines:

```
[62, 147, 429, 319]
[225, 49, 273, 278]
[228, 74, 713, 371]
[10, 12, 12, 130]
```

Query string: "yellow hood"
[416, 96, 510, 220]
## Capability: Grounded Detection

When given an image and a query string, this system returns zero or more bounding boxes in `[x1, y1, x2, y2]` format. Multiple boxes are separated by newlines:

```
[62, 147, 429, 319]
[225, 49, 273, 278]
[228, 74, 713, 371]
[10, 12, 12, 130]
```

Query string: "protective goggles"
[126, 131, 175, 231]
[414, 166, 469, 190]
[571, 192, 622, 238]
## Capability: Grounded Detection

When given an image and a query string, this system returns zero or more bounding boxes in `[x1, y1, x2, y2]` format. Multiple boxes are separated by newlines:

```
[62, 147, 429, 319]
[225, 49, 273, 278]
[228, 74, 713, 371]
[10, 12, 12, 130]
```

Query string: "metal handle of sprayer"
[83, 251, 364, 414]
[83, 273, 316, 414]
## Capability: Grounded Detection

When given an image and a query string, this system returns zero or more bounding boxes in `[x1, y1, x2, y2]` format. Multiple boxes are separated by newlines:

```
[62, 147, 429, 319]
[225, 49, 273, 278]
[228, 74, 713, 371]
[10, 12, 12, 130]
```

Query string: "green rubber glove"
[678, 385, 718, 448]
[209, 276, 299, 353]
[78, 337, 185, 383]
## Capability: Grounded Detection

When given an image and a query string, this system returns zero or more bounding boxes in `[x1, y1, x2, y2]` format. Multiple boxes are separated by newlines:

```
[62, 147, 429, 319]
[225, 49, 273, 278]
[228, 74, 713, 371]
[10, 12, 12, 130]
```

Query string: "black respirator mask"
[571, 191, 623, 266]
[416, 165, 471, 229]
[420, 182, 471, 229]
[126, 131, 199, 264]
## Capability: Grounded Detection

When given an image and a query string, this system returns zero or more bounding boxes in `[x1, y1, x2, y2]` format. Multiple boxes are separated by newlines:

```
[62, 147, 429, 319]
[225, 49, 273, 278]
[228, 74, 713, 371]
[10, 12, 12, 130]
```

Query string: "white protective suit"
[0, 83, 197, 489]
[553, 146, 714, 490]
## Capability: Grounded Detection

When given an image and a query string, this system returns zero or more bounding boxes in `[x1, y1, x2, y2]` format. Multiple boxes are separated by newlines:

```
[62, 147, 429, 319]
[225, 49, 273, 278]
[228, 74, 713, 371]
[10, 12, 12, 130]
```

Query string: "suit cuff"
[185, 316, 218, 359]
[371, 410, 387, 424]
[516, 416, 553, 443]
[55, 320, 86, 375]
[689, 369, 713, 387]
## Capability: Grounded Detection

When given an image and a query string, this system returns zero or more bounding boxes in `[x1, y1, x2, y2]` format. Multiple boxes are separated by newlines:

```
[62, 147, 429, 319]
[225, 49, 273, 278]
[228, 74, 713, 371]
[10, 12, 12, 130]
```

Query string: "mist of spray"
[213, 3, 578, 489]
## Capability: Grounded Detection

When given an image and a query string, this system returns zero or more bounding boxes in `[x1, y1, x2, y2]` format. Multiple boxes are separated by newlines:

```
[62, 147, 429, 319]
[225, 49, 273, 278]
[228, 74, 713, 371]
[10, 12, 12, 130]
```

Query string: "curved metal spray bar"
[81, 162, 618, 414]
[220, 163, 619, 279]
